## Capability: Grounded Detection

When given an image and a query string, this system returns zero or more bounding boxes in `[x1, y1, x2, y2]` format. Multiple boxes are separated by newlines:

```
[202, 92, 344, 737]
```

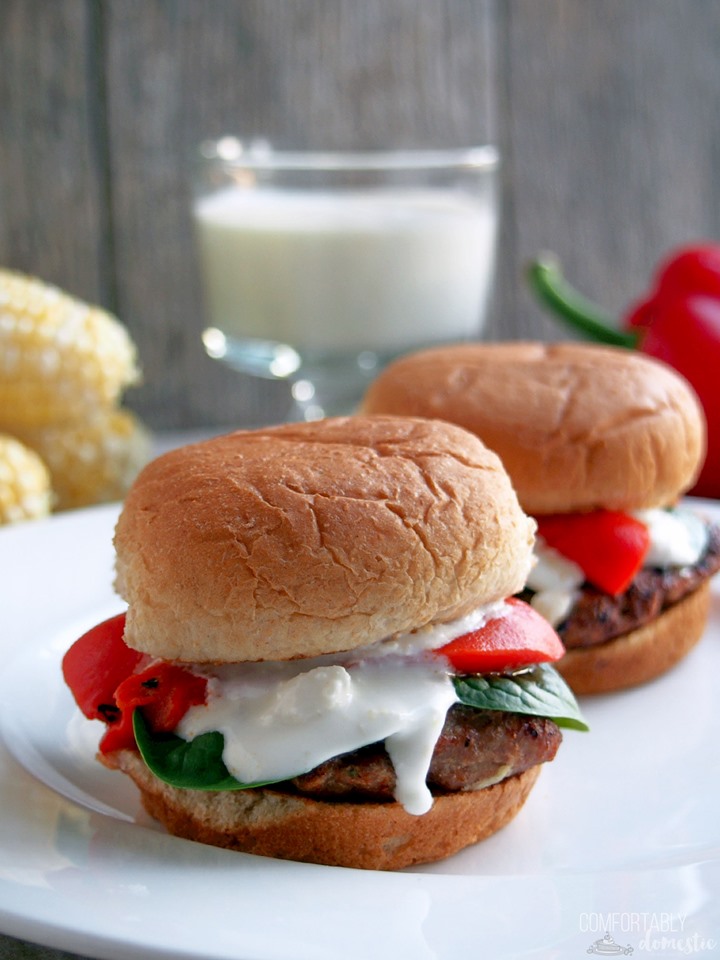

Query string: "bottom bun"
[557, 583, 711, 695]
[107, 750, 542, 870]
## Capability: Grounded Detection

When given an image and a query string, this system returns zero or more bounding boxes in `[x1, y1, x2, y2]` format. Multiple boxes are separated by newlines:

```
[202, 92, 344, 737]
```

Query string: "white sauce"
[526, 545, 583, 626]
[528, 508, 709, 626]
[632, 508, 708, 568]
[177, 601, 510, 816]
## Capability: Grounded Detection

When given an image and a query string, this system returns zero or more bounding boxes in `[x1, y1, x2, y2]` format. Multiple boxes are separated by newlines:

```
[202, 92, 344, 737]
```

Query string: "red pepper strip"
[536, 510, 650, 596]
[62, 612, 209, 753]
[114, 663, 208, 733]
[434, 597, 565, 674]
[100, 663, 208, 754]
[98, 706, 137, 753]
[61, 613, 144, 723]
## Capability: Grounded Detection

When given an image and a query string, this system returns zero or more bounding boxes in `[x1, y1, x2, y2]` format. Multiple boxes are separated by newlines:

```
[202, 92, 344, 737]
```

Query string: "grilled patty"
[288, 706, 561, 801]
[532, 522, 720, 650]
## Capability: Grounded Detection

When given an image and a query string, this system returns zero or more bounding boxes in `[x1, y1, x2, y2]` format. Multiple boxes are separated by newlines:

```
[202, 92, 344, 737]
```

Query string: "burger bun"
[103, 749, 542, 871]
[360, 341, 706, 514]
[113, 416, 535, 663]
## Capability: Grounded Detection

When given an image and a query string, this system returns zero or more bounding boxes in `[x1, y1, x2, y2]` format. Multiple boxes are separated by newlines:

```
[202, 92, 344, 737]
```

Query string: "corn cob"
[17, 408, 151, 511]
[0, 268, 140, 429]
[0, 433, 53, 523]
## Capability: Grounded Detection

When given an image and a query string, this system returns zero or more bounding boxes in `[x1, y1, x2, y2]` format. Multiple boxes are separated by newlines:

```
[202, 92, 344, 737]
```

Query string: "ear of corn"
[0, 434, 53, 523]
[0, 267, 151, 523]
[16, 408, 151, 511]
[0, 268, 140, 429]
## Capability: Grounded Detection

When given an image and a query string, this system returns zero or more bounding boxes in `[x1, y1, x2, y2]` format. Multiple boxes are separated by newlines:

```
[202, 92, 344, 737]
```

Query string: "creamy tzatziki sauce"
[177, 601, 508, 816]
[527, 507, 709, 626]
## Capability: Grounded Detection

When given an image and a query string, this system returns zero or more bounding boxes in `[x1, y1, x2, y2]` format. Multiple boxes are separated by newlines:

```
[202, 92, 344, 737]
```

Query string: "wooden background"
[2, 4, 720, 957]
[2, 0, 720, 437]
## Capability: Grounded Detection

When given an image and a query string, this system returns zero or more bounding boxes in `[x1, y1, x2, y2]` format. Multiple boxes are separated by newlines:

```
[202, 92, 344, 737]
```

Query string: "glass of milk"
[193, 138, 499, 420]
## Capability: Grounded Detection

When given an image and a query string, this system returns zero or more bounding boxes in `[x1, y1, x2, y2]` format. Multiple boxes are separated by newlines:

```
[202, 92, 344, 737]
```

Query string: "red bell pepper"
[114, 663, 208, 735]
[434, 597, 565, 674]
[101, 663, 208, 754]
[536, 509, 650, 596]
[527, 246, 720, 498]
[62, 612, 208, 754]
[61, 613, 144, 723]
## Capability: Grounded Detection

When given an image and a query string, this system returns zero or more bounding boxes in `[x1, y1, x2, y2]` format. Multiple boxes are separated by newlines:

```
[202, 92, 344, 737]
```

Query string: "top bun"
[114, 416, 535, 663]
[361, 342, 706, 515]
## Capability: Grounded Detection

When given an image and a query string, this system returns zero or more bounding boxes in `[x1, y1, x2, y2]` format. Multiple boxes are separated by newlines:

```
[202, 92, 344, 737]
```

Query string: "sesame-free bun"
[104, 748, 541, 870]
[556, 581, 711, 695]
[114, 416, 535, 663]
[361, 342, 706, 515]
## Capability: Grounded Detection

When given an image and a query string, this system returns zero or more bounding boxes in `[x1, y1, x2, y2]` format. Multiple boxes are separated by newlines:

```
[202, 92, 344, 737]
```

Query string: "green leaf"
[132, 710, 288, 791]
[453, 663, 589, 731]
[133, 664, 587, 791]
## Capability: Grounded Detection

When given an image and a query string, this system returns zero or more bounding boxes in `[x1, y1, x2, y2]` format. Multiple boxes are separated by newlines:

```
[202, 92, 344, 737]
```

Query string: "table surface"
[2, 441, 719, 959]
[0, 432, 202, 960]
[0, 936, 91, 960]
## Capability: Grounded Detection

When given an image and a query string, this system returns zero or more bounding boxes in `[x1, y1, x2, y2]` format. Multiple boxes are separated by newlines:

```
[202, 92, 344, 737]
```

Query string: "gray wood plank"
[102, 0, 496, 428]
[0, 0, 107, 305]
[492, 0, 720, 343]
[4, 0, 720, 432]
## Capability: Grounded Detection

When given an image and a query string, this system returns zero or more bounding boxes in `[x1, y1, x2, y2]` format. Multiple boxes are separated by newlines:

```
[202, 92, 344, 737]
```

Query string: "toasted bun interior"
[557, 582, 711, 694]
[360, 342, 706, 514]
[104, 749, 541, 870]
[114, 415, 535, 663]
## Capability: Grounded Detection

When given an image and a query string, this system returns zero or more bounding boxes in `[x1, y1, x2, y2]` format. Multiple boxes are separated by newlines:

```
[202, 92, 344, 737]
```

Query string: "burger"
[361, 342, 720, 695]
[62, 415, 585, 870]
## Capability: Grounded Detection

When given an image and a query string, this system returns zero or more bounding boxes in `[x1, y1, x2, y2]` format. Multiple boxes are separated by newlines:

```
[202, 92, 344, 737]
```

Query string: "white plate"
[0, 502, 719, 960]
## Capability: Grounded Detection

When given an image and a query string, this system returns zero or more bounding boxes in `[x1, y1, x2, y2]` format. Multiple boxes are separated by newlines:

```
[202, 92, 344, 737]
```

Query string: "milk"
[193, 185, 497, 360]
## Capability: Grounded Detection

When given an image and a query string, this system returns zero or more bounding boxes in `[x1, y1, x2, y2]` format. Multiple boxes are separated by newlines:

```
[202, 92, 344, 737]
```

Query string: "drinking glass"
[193, 138, 500, 420]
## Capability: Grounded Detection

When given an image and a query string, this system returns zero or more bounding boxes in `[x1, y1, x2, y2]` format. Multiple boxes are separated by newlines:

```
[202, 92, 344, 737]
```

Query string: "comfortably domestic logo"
[586, 932, 634, 956]
[579, 912, 717, 954]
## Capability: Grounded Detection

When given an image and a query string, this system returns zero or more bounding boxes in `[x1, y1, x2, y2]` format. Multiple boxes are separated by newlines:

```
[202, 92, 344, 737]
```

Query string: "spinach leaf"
[132, 710, 288, 791]
[453, 663, 589, 731]
[134, 662, 587, 791]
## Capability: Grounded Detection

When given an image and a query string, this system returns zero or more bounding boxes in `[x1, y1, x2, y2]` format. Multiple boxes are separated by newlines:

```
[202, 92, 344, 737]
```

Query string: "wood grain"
[493, 0, 720, 341]
[1, 0, 720, 436]
[0, 0, 108, 303]
[100, 0, 495, 428]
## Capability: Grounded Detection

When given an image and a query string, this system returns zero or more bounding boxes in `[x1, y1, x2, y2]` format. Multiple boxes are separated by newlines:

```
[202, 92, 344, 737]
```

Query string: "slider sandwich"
[361, 343, 720, 694]
[63, 416, 585, 870]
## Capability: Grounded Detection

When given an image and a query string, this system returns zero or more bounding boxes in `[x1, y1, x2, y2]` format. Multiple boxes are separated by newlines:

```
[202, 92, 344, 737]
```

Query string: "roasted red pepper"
[115, 663, 208, 736]
[62, 612, 208, 754]
[528, 246, 720, 499]
[61, 613, 144, 724]
[536, 509, 650, 596]
[434, 597, 565, 673]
